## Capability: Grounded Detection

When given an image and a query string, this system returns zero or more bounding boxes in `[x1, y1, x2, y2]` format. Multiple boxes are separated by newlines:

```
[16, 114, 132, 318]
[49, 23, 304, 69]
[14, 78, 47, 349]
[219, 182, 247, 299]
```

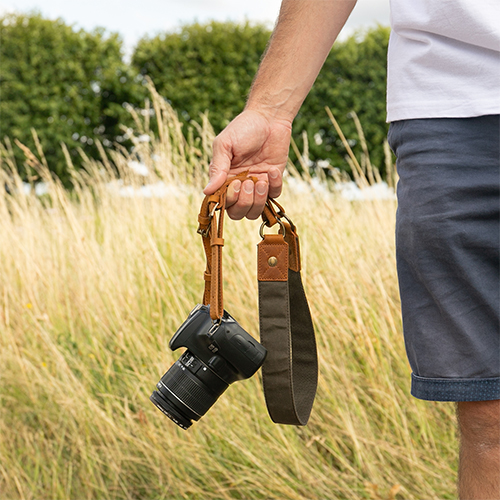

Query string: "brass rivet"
[268, 256, 278, 267]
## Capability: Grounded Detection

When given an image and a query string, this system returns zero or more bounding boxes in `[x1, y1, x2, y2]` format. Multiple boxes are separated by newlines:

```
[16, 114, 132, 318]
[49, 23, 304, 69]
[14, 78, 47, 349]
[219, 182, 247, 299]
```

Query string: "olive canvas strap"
[258, 200, 318, 425]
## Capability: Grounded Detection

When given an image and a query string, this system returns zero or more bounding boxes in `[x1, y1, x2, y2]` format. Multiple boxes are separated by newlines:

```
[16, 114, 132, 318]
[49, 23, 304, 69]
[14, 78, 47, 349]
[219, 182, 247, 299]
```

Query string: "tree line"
[0, 13, 390, 185]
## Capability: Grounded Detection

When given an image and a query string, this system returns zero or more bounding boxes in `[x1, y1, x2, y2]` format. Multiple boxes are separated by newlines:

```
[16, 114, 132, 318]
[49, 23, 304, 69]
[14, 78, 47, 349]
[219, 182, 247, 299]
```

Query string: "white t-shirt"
[386, 0, 500, 122]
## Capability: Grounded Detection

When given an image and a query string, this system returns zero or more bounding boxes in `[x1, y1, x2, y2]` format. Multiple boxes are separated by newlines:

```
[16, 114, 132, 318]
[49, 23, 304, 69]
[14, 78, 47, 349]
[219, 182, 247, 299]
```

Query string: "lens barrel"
[150, 351, 228, 429]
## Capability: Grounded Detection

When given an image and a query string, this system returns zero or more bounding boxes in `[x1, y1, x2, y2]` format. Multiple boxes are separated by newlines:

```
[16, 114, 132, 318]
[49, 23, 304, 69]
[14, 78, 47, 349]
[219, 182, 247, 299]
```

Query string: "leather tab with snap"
[257, 234, 288, 282]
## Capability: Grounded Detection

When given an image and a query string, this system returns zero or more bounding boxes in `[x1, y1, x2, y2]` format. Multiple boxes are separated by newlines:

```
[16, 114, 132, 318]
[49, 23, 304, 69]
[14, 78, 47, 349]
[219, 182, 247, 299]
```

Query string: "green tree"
[0, 13, 144, 185]
[1, 15, 390, 184]
[132, 21, 271, 133]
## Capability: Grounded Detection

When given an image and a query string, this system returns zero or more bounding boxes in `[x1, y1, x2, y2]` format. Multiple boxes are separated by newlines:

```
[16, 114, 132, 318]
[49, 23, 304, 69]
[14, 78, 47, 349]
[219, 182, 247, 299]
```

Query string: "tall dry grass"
[0, 85, 457, 500]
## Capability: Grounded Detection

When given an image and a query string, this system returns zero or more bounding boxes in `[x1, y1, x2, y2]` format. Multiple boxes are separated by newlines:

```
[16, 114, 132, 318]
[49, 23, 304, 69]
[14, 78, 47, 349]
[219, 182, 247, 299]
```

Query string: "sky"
[0, 0, 390, 55]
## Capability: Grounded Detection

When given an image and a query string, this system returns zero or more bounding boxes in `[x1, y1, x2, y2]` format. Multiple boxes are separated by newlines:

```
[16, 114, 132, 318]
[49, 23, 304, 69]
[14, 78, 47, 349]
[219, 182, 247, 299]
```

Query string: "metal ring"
[209, 202, 220, 217]
[259, 219, 286, 239]
[278, 211, 294, 228]
[208, 318, 222, 336]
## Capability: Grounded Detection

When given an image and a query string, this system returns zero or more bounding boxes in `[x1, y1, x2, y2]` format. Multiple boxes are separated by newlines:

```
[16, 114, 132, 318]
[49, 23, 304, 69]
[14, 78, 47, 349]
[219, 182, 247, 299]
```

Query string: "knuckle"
[208, 163, 218, 175]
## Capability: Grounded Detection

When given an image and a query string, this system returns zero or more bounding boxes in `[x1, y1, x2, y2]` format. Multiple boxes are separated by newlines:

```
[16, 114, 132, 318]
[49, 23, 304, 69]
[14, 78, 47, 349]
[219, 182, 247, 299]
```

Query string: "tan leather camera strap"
[197, 173, 318, 425]
[198, 171, 257, 320]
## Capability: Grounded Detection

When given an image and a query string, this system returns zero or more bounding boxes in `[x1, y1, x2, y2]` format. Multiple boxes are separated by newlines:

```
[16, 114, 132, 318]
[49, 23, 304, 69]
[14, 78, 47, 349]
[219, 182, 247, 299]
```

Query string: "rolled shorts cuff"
[411, 373, 500, 402]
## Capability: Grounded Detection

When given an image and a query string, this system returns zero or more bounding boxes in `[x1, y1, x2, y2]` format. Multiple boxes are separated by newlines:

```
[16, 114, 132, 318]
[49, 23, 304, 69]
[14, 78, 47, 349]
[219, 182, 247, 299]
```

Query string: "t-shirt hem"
[386, 100, 500, 123]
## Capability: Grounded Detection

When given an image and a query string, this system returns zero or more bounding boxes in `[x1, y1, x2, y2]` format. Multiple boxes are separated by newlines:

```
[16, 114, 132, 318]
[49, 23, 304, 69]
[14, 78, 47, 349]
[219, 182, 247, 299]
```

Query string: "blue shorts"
[388, 115, 500, 402]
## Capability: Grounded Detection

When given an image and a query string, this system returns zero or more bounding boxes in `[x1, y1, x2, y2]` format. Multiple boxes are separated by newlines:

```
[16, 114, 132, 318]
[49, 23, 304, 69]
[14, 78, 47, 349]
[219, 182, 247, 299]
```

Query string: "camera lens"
[150, 351, 228, 429]
[150, 389, 192, 429]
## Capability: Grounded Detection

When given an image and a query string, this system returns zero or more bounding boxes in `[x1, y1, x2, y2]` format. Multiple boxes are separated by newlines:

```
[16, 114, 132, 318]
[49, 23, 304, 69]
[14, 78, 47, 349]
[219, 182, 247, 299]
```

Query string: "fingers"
[247, 181, 269, 220]
[225, 168, 283, 220]
[268, 167, 283, 199]
[227, 180, 269, 220]
[226, 180, 241, 207]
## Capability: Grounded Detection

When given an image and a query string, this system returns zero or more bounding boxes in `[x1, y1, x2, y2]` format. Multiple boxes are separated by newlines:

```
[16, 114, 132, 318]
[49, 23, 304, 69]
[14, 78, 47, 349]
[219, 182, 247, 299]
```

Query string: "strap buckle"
[197, 225, 211, 237]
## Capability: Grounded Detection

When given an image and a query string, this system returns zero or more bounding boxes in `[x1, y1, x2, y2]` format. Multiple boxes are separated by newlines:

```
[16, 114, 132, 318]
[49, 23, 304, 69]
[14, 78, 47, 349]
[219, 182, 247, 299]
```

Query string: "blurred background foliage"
[132, 21, 271, 132]
[0, 13, 389, 186]
[0, 13, 145, 185]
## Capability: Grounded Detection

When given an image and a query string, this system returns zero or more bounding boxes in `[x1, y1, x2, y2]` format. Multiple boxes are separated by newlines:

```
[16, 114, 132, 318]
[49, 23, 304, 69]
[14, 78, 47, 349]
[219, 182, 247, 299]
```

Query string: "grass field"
[0, 89, 458, 499]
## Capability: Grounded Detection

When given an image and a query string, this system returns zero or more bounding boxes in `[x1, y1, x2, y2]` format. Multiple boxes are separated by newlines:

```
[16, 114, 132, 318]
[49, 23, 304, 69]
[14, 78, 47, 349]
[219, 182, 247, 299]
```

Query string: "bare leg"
[457, 400, 500, 500]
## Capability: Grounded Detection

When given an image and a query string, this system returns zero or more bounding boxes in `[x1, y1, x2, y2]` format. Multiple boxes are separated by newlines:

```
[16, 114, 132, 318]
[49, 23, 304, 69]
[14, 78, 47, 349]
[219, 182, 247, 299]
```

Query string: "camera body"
[150, 304, 267, 429]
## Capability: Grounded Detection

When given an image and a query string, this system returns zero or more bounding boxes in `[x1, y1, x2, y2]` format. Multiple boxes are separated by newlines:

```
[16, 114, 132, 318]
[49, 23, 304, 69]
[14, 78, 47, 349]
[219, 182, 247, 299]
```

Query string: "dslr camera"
[150, 304, 267, 429]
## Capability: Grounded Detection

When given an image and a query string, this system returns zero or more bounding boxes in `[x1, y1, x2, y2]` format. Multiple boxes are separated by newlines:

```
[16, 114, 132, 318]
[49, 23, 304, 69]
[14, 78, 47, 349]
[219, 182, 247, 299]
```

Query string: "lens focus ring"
[158, 362, 221, 417]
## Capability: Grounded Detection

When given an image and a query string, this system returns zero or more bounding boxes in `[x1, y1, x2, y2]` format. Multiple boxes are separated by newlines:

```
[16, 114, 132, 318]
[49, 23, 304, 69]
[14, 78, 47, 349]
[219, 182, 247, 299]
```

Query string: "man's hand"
[203, 109, 292, 220]
[204, 0, 357, 220]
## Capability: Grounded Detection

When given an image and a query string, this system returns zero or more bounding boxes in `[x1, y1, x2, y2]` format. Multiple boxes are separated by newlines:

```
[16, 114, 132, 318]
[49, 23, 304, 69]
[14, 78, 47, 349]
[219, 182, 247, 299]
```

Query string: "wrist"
[244, 95, 296, 127]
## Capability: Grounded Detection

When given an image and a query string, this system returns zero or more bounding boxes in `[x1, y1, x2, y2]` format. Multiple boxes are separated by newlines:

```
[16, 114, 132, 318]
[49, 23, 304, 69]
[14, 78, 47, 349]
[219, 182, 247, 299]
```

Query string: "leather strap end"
[262, 205, 279, 228]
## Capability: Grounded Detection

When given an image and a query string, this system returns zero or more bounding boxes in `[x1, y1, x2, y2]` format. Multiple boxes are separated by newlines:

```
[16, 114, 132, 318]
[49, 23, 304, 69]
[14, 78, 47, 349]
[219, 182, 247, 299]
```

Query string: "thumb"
[203, 139, 231, 195]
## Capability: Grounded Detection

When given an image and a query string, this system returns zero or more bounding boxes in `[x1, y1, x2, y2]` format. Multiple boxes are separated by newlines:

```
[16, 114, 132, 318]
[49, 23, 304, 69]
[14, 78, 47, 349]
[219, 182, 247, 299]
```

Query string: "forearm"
[246, 0, 357, 122]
